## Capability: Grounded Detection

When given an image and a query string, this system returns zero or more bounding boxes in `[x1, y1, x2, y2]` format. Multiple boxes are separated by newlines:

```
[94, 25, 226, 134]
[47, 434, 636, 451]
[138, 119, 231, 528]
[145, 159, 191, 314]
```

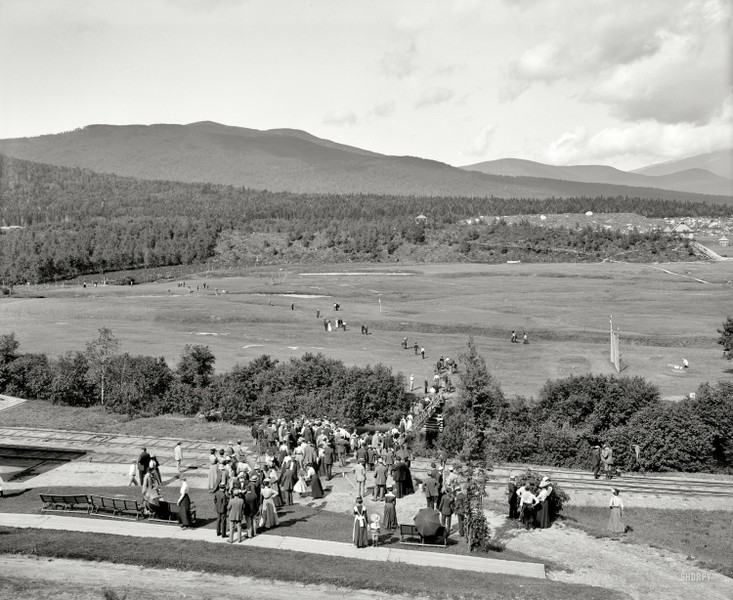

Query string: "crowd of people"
[506, 474, 555, 530]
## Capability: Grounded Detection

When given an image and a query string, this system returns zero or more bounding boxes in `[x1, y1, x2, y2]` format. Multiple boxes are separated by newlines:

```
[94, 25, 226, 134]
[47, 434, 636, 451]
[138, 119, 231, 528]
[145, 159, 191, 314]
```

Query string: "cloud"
[415, 87, 454, 108]
[503, 0, 731, 125]
[465, 124, 496, 157]
[322, 110, 358, 127]
[370, 101, 396, 118]
[544, 96, 733, 168]
[380, 40, 418, 79]
[590, 31, 731, 124]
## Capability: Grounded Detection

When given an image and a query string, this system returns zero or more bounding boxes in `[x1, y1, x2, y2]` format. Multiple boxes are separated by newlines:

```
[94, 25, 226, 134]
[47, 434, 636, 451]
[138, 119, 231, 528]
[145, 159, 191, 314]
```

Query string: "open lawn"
[0, 400, 254, 443]
[559, 505, 733, 578]
[2, 261, 733, 399]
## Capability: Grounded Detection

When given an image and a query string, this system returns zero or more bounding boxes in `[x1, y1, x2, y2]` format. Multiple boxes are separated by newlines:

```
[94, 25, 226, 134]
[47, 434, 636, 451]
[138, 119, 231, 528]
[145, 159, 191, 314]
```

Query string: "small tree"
[718, 316, 733, 358]
[177, 344, 216, 388]
[85, 327, 120, 405]
[456, 462, 494, 552]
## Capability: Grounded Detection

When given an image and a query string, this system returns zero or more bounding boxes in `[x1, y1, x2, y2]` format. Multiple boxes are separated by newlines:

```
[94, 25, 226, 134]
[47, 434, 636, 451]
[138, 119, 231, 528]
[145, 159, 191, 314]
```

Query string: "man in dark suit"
[213, 483, 228, 538]
[424, 472, 439, 509]
[391, 458, 407, 498]
[507, 475, 519, 519]
[137, 447, 151, 487]
[322, 444, 334, 480]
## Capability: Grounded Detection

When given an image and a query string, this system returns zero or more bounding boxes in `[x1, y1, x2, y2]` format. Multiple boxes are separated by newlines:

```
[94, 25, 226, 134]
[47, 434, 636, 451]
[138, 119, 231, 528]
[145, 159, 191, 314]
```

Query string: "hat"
[356, 496, 363, 503]
[449, 466, 454, 471]
[539, 477, 550, 488]
[218, 482, 226, 488]
[509, 475, 516, 480]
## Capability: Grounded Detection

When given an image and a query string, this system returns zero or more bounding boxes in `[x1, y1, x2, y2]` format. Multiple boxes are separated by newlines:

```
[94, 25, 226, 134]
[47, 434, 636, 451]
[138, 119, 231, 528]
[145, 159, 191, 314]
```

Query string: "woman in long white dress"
[607, 488, 625, 535]
[207, 449, 219, 492]
[260, 480, 279, 529]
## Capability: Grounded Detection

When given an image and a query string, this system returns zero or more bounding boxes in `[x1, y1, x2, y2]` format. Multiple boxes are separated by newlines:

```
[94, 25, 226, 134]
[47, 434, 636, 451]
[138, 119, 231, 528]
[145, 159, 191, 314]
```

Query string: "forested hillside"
[1, 122, 731, 200]
[1, 155, 729, 285]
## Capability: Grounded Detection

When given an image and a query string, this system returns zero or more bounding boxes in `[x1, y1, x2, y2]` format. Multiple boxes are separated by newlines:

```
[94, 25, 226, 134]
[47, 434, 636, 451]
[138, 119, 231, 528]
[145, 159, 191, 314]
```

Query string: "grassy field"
[2, 261, 732, 400]
[559, 505, 733, 578]
[0, 400, 254, 443]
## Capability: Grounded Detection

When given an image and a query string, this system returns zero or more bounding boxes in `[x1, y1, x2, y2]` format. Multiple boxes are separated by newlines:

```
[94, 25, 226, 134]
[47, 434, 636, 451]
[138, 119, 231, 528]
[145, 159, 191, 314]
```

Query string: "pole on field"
[378, 296, 382, 313]
[609, 315, 620, 373]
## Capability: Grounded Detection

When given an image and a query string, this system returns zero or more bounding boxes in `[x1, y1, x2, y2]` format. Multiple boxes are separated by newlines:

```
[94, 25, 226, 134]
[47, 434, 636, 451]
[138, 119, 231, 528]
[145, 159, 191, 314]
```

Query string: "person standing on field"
[174, 441, 183, 473]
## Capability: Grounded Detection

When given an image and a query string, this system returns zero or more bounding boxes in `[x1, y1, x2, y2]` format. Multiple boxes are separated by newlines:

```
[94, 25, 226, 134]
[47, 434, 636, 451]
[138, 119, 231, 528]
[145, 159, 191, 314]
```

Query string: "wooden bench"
[398, 523, 448, 547]
[39, 493, 91, 514]
[89, 495, 143, 520]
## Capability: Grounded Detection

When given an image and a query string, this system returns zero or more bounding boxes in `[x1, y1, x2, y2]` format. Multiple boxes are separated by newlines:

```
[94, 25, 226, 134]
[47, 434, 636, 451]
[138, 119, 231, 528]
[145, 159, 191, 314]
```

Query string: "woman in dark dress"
[308, 464, 325, 499]
[382, 485, 398, 530]
[352, 497, 369, 548]
[177, 477, 192, 529]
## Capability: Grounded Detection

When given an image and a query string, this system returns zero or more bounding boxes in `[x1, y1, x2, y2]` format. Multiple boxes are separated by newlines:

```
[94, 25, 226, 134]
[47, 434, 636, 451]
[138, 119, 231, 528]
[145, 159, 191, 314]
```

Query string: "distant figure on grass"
[354, 458, 367, 498]
[409, 373, 415, 391]
[382, 485, 398, 530]
[590, 445, 601, 479]
[352, 496, 369, 548]
[260, 479, 279, 529]
[413, 342, 419, 355]
[373, 458, 388, 500]
[291, 303, 295, 310]
[438, 488, 455, 539]
[213, 482, 228, 538]
[227, 489, 244, 543]
[174, 441, 183, 473]
[137, 447, 151, 487]
[127, 460, 139, 486]
[424, 471, 439, 509]
[511, 330, 518, 343]
[177, 476, 193, 529]
[207, 448, 219, 492]
[420, 347, 425, 359]
[535, 477, 553, 529]
[607, 488, 626, 535]
[402, 337, 408, 349]
[517, 483, 539, 530]
[523, 331, 529, 344]
[601, 443, 614, 479]
[507, 475, 518, 518]
[453, 486, 468, 536]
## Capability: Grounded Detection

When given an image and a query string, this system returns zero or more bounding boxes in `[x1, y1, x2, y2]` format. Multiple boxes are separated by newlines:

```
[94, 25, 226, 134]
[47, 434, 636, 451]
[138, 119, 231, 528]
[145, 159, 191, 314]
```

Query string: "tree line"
[438, 338, 733, 473]
[2, 329, 730, 473]
[0, 154, 728, 284]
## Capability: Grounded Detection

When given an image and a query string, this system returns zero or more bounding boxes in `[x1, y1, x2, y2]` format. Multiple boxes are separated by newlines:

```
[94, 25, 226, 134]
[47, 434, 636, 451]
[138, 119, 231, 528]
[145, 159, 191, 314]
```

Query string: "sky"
[0, 0, 731, 170]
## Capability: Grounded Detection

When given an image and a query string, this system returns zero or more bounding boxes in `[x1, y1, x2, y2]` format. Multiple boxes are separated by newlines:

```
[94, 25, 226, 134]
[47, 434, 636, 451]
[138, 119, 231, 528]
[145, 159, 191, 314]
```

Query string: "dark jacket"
[213, 489, 228, 514]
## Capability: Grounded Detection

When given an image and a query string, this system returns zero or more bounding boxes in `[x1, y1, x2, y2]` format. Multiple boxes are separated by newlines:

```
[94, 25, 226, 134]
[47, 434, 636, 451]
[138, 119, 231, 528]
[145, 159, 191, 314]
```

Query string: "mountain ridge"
[461, 157, 733, 196]
[0, 122, 729, 201]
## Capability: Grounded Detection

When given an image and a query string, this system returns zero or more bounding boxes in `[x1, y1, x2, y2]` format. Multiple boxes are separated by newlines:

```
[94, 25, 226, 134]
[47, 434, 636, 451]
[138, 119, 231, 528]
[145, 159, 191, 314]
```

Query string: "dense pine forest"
[1, 154, 730, 285]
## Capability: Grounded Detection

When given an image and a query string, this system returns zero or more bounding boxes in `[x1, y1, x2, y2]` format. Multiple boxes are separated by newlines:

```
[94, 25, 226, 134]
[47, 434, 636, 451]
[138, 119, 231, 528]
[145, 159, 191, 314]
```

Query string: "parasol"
[413, 508, 444, 538]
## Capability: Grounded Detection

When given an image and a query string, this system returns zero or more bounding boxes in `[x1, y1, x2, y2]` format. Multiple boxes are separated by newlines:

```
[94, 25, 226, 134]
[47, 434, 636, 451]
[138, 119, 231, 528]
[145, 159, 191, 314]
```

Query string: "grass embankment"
[1, 399, 251, 443]
[0, 526, 626, 600]
[560, 505, 733, 578]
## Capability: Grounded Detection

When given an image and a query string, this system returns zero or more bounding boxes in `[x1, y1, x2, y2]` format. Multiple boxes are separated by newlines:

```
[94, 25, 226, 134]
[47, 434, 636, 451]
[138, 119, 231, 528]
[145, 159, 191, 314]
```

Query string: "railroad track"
[406, 459, 733, 498]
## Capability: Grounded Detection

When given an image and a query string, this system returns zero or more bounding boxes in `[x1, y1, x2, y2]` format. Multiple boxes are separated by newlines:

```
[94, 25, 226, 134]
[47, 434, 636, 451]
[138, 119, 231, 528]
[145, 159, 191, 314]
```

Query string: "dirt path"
[0, 554, 424, 600]
[503, 522, 733, 600]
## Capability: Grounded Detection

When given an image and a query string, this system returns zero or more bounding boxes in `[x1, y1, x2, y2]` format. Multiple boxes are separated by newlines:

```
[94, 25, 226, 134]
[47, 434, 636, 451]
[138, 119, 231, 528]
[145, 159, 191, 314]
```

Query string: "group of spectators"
[506, 474, 555, 530]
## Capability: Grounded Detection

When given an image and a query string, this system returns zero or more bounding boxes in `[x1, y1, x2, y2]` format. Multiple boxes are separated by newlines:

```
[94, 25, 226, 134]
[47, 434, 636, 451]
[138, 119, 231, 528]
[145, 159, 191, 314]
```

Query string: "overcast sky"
[0, 0, 730, 170]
